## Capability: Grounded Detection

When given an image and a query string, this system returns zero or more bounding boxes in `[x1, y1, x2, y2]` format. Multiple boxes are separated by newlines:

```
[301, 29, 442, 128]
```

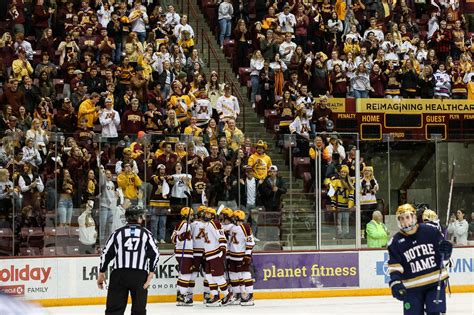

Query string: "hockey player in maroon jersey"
[203, 207, 232, 306]
[171, 207, 194, 306]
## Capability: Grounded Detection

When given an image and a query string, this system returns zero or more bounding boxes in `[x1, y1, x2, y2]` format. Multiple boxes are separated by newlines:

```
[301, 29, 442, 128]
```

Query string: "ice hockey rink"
[42, 293, 473, 315]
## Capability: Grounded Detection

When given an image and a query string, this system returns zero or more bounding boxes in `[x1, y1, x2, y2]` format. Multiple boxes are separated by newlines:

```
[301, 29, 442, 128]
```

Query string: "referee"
[98, 206, 159, 315]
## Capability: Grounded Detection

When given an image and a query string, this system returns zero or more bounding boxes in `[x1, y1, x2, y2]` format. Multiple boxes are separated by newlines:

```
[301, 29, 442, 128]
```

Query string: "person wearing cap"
[328, 165, 355, 239]
[149, 164, 171, 243]
[327, 134, 346, 163]
[100, 97, 121, 139]
[216, 84, 240, 125]
[4, 115, 24, 140]
[34, 51, 57, 79]
[259, 165, 286, 212]
[78, 92, 101, 128]
[247, 140, 272, 181]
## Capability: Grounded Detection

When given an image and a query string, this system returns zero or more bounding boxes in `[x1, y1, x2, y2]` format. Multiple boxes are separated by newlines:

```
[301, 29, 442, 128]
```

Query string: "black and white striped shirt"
[100, 224, 159, 273]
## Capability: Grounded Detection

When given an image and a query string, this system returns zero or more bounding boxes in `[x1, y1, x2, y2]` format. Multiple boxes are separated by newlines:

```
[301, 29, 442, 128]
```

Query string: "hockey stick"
[178, 191, 193, 273]
[435, 161, 456, 304]
[162, 253, 176, 264]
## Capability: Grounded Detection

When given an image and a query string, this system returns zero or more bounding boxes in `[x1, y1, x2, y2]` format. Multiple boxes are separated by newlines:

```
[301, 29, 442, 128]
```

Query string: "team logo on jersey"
[404, 302, 411, 310]
[375, 253, 390, 283]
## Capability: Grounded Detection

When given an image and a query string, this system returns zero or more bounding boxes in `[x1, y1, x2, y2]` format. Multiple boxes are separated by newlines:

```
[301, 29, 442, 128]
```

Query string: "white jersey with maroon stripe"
[203, 219, 227, 261]
[191, 219, 206, 257]
[171, 220, 194, 258]
[228, 223, 255, 261]
[193, 98, 213, 125]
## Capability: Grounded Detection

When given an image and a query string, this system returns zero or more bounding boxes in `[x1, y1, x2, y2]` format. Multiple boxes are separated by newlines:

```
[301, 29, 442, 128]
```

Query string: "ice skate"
[240, 293, 254, 306]
[206, 295, 221, 307]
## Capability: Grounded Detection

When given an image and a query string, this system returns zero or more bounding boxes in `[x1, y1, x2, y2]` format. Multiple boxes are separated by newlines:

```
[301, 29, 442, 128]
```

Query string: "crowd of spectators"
[0, 0, 288, 256]
[218, 0, 474, 106]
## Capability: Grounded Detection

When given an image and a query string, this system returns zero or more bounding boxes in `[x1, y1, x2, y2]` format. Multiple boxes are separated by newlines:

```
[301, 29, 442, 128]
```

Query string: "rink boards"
[0, 248, 472, 306]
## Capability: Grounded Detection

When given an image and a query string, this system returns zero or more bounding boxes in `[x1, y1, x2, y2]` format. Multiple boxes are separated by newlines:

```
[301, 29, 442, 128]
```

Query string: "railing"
[201, 31, 221, 77]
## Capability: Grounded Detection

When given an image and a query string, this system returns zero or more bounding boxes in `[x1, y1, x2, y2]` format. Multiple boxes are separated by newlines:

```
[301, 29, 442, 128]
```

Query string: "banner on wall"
[0, 255, 198, 300]
[252, 252, 359, 289]
[358, 247, 474, 288]
[356, 98, 474, 114]
[314, 97, 347, 113]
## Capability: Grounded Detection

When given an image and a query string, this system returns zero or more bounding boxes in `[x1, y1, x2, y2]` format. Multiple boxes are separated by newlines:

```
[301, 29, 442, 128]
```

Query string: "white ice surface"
[43, 293, 473, 315]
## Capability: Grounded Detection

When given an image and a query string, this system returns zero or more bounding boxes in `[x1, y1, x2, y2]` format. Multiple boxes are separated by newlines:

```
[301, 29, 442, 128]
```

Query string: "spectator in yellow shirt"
[467, 76, 474, 100]
[12, 49, 33, 81]
[183, 116, 203, 137]
[223, 118, 244, 151]
[117, 162, 143, 204]
[78, 92, 101, 128]
[248, 140, 272, 180]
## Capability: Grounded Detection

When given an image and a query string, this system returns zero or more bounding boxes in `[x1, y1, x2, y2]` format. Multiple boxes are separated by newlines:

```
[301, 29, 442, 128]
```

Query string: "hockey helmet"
[422, 209, 438, 222]
[204, 207, 217, 216]
[180, 207, 194, 217]
[396, 203, 417, 233]
[220, 207, 233, 218]
[233, 210, 246, 222]
[197, 205, 207, 213]
[396, 204, 417, 217]
[125, 206, 146, 222]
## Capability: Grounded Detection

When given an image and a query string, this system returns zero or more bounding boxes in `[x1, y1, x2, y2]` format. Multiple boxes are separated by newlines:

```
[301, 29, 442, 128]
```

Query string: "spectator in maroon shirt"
[0, 79, 25, 116]
[121, 98, 144, 135]
[432, 20, 452, 62]
[156, 142, 179, 175]
[369, 64, 388, 98]
[33, 0, 53, 40]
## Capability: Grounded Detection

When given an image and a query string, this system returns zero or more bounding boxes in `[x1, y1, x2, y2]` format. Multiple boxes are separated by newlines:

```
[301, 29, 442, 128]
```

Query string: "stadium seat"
[223, 39, 234, 59]
[66, 246, 81, 255]
[238, 67, 251, 86]
[19, 247, 41, 256]
[302, 172, 313, 194]
[0, 228, 14, 255]
[293, 157, 311, 179]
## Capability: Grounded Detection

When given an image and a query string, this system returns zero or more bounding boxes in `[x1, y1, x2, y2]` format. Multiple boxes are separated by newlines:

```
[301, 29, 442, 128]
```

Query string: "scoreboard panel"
[334, 113, 473, 141]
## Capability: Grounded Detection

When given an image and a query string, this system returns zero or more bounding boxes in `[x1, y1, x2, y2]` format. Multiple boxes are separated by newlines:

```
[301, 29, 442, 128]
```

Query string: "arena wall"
[0, 248, 472, 306]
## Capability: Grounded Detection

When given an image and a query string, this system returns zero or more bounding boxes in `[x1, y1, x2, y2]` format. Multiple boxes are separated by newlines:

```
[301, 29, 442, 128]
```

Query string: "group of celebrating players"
[171, 206, 255, 307]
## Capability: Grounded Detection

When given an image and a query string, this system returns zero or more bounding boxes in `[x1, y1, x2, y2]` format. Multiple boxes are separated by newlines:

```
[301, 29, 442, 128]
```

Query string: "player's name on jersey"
[403, 244, 437, 273]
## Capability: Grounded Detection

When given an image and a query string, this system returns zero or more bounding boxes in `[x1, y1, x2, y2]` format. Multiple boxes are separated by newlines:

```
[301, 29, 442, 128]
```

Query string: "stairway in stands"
[184, 0, 321, 248]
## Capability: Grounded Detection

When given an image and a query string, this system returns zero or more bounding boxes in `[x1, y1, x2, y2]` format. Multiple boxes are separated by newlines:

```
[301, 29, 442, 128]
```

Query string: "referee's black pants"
[106, 269, 148, 315]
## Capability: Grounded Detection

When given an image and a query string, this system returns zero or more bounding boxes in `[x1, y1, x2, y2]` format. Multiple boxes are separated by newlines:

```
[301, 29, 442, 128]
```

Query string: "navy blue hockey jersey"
[387, 224, 448, 290]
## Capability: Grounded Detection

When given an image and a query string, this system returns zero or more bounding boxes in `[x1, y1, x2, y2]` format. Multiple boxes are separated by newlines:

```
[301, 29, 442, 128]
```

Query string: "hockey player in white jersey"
[191, 205, 214, 304]
[203, 207, 232, 306]
[228, 210, 255, 306]
[171, 207, 194, 306]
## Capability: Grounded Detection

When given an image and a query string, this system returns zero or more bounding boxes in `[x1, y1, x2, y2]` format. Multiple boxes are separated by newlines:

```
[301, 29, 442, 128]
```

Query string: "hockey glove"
[178, 231, 191, 241]
[243, 255, 252, 266]
[390, 281, 407, 301]
[439, 240, 453, 260]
